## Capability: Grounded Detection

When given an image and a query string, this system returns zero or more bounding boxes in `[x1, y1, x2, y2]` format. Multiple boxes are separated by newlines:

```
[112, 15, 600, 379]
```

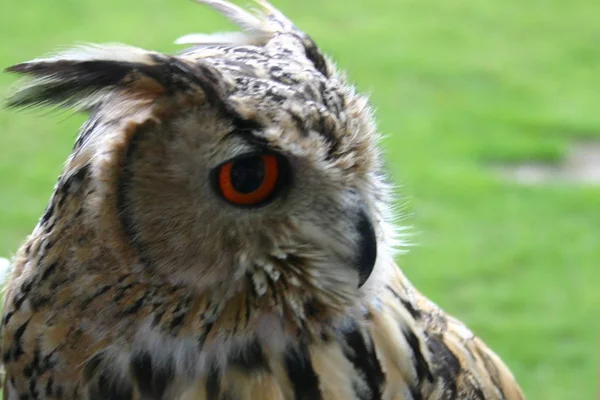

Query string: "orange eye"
[216, 154, 285, 206]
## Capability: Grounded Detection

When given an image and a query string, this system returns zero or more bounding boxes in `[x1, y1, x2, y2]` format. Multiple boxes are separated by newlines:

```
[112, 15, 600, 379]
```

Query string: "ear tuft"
[3, 45, 193, 111]
[178, 0, 331, 77]
[5, 59, 141, 110]
[5, 63, 30, 73]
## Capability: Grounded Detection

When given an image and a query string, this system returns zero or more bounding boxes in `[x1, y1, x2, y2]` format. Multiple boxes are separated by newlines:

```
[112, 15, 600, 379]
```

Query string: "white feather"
[26, 43, 157, 65]
[0, 257, 11, 285]
[192, 0, 266, 34]
[177, 0, 300, 47]
[175, 31, 266, 46]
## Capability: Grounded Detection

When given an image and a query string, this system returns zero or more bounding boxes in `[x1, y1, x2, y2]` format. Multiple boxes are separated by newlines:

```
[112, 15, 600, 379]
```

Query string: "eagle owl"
[1, 1, 525, 399]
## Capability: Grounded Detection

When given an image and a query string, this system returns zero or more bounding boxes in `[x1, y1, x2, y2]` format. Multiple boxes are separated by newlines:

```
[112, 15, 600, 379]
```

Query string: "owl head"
[6, 0, 398, 322]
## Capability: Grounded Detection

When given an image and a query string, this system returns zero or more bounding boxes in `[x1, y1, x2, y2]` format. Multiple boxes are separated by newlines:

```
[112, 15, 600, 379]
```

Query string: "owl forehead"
[181, 45, 355, 157]
[193, 46, 343, 110]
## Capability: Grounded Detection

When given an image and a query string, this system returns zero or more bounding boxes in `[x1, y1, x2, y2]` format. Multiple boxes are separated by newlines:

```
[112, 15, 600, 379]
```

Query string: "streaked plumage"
[1, 1, 525, 399]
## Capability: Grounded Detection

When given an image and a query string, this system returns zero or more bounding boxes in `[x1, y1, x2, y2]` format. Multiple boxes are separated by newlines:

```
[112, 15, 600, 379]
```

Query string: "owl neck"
[185, 247, 410, 341]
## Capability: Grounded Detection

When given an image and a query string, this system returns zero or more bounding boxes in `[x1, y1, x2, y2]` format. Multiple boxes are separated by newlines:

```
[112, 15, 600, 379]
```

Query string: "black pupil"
[230, 156, 266, 193]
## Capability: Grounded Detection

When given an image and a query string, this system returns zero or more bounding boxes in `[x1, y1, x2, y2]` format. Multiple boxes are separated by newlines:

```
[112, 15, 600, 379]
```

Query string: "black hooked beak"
[356, 209, 377, 288]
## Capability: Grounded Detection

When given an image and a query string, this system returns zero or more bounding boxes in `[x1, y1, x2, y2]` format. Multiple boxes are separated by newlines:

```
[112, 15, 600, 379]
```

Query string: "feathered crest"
[3, 46, 234, 112]
[175, 0, 298, 46]
[3, 0, 330, 112]
[4, 46, 166, 110]
[175, 0, 331, 77]
[177, 0, 331, 76]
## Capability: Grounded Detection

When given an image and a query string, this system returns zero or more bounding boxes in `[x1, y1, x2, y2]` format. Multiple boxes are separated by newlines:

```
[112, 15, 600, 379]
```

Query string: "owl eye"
[215, 153, 287, 207]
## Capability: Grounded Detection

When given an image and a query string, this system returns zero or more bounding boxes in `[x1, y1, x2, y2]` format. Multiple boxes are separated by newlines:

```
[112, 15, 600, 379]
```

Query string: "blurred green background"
[1, 0, 598, 398]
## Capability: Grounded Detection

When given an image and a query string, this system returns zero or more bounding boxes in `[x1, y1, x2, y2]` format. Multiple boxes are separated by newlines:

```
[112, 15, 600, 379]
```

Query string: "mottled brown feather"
[1, 1, 524, 399]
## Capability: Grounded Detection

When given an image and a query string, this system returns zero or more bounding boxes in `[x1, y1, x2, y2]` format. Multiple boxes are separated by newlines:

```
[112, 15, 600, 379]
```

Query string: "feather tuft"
[175, 32, 265, 46]
[175, 0, 297, 47]
[192, 0, 266, 33]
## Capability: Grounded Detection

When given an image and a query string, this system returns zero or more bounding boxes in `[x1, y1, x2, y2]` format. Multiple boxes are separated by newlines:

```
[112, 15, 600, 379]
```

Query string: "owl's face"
[117, 59, 383, 298]
[6, 0, 393, 312]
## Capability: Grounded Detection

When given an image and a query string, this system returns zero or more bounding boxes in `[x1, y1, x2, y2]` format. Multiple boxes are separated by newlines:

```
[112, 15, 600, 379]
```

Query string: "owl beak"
[356, 209, 377, 288]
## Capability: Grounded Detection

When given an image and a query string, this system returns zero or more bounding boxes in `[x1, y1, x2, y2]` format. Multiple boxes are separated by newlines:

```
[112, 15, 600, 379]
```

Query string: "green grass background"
[0, 0, 598, 398]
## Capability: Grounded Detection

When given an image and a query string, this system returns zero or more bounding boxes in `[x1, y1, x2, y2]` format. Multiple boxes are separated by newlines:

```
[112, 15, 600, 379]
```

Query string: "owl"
[1, 1, 525, 399]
